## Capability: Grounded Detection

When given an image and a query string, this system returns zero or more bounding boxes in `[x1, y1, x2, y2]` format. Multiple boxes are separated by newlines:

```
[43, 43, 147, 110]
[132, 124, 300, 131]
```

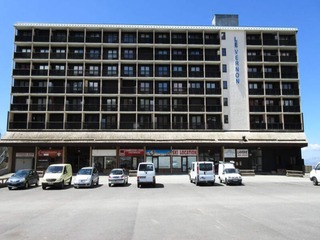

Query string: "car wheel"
[25, 181, 29, 189]
[312, 177, 318, 186]
[90, 180, 94, 188]
[108, 183, 111, 187]
[8, 187, 12, 190]
[61, 180, 65, 189]
[35, 179, 39, 187]
[42, 185, 46, 190]
[225, 178, 228, 185]
[137, 183, 140, 188]
[96, 178, 99, 186]
[219, 178, 222, 183]
[195, 177, 199, 186]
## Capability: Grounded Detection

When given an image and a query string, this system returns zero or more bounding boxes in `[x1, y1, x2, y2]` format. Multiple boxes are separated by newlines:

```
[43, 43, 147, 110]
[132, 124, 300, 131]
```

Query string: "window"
[283, 99, 294, 106]
[88, 81, 99, 93]
[123, 66, 134, 76]
[123, 49, 135, 59]
[223, 81, 228, 89]
[221, 32, 226, 40]
[139, 66, 151, 77]
[88, 49, 100, 59]
[139, 82, 151, 93]
[223, 98, 228, 106]
[222, 48, 226, 56]
[224, 115, 229, 124]
[73, 65, 83, 76]
[122, 33, 136, 43]
[173, 82, 184, 93]
[107, 49, 118, 59]
[222, 64, 227, 73]
[106, 66, 117, 76]
[89, 66, 100, 76]
[157, 66, 169, 77]
[157, 82, 169, 94]
[106, 33, 118, 43]
[249, 83, 258, 89]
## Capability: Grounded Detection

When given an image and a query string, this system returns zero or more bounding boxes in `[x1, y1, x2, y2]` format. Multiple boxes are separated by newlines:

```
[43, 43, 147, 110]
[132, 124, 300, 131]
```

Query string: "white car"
[74, 167, 99, 188]
[220, 168, 242, 185]
[108, 168, 129, 187]
[137, 162, 156, 188]
[189, 161, 215, 186]
[310, 162, 320, 185]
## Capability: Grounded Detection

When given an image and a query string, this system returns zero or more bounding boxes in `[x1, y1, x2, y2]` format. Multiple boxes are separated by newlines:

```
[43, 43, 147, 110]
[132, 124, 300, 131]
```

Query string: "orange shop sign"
[38, 150, 63, 158]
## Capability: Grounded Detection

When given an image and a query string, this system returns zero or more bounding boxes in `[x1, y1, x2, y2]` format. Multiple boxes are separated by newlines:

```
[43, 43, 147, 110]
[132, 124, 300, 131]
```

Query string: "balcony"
[12, 86, 29, 93]
[281, 72, 298, 79]
[120, 105, 136, 111]
[205, 71, 221, 78]
[206, 88, 221, 95]
[189, 105, 205, 112]
[13, 69, 30, 76]
[284, 123, 302, 130]
[50, 53, 66, 59]
[101, 122, 117, 130]
[247, 55, 262, 62]
[265, 89, 281, 95]
[31, 86, 47, 93]
[267, 123, 283, 130]
[47, 122, 64, 129]
[48, 104, 64, 111]
[30, 104, 46, 111]
[31, 70, 48, 76]
[68, 53, 84, 59]
[280, 56, 297, 62]
[84, 104, 100, 111]
[10, 104, 28, 111]
[206, 105, 222, 112]
[250, 122, 266, 130]
[172, 105, 188, 112]
[172, 122, 188, 129]
[67, 70, 84, 77]
[65, 122, 82, 129]
[28, 121, 45, 129]
[50, 69, 66, 76]
[83, 122, 100, 129]
[101, 105, 117, 111]
[250, 106, 265, 112]
[207, 122, 223, 130]
[15, 35, 32, 42]
[249, 89, 264, 95]
[51, 36, 67, 42]
[33, 36, 49, 42]
[266, 106, 281, 112]
[189, 123, 205, 130]
[283, 106, 300, 112]
[14, 52, 31, 59]
[282, 89, 299, 95]
[264, 72, 280, 78]
[9, 121, 28, 129]
[66, 105, 82, 111]
[33, 52, 49, 59]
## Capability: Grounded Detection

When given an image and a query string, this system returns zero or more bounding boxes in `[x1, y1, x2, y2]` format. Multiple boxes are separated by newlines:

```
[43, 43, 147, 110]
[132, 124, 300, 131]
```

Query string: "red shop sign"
[119, 149, 144, 157]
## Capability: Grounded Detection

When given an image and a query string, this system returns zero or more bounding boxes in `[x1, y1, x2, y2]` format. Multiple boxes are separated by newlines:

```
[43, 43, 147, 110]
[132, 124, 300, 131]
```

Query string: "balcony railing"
[249, 89, 264, 95]
[10, 104, 28, 111]
[47, 122, 64, 129]
[267, 123, 283, 130]
[9, 122, 28, 129]
[48, 104, 65, 111]
[14, 52, 31, 59]
[283, 106, 300, 112]
[250, 122, 266, 130]
[13, 69, 30, 76]
[12, 86, 29, 93]
[282, 89, 299, 95]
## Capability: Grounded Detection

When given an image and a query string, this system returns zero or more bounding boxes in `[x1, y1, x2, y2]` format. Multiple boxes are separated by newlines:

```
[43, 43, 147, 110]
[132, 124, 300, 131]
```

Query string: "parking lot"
[0, 175, 318, 240]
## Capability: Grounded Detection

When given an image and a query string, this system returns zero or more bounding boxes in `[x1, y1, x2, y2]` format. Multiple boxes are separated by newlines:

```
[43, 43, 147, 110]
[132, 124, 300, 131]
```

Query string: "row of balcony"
[14, 52, 221, 61]
[8, 120, 302, 131]
[249, 105, 300, 113]
[10, 103, 223, 112]
[12, 86, 222, 95]
[15, 31, 220, 45]
[9, 120, 222, 130]
[12, 69, 222, 78]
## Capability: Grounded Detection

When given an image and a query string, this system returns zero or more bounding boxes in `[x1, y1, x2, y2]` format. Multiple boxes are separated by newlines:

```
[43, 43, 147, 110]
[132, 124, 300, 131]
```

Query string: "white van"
[189, 161, 215, 186]
[310, 162, 320, 185]
[42, 164, 73, 189]
[137, 162, 156, 188]
[218, 161, 242, 185]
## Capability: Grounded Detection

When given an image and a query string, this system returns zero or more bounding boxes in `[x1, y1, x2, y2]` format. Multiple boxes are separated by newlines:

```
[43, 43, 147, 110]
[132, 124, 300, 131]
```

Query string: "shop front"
[15, 151, 35, 171]
[36, 148, 63, 172]
[172, 149, 198, 174]
[146, 149, 172, 174]
[92, 149, 117, 174]
[119, 149, 144, 170]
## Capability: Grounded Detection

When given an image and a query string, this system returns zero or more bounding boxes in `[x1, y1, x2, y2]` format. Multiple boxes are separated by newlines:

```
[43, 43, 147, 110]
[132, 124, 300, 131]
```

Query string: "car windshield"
[225, 168, 236, 174]
[78, 168, 92, 175]
[13, 170, 29, 177]
[139, 164, 153, 171]
[111, 169, 123, 175]
[46, 166, 63, 173]
[199, 163, 212, 171]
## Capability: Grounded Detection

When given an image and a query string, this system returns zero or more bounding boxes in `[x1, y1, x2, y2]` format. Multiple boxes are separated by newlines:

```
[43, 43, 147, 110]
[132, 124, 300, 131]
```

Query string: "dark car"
[7, 169, 39, 190]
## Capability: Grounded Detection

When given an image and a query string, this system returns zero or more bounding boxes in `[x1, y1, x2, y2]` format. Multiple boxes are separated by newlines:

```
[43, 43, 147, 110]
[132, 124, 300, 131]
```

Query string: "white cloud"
[302, 143, 320, 152]
[302, 143, 320, 166]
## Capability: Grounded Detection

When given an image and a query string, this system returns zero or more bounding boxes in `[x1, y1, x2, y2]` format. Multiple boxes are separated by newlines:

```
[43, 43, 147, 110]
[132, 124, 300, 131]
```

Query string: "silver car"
[108, 168, 129, 187]
[74, 167, 99, 188]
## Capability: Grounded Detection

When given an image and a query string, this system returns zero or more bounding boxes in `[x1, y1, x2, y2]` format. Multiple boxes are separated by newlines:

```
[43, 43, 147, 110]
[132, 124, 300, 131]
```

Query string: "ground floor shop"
[3, 145, 305, 175]
[0, 131, 307, 175]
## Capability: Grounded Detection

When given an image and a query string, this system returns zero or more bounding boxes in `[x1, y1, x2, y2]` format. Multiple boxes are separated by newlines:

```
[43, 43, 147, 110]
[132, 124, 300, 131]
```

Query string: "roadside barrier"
[286, 170, 304, 177]
[240, 169, 255, 176]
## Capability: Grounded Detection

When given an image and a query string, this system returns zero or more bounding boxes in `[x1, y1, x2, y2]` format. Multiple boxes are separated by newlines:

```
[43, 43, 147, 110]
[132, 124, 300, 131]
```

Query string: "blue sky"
[0, 0, 319, 165]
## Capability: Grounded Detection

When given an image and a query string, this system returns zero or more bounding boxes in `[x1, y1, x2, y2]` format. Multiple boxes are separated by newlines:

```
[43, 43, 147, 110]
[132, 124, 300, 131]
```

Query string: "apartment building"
[0, 15, 307, 174]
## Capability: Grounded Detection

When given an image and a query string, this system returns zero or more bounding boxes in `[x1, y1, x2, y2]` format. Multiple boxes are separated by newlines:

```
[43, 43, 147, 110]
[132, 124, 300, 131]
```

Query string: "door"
[182, 157, 188, 173]
[15, 157, 33, 171]
[152, 156, 159, 173]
